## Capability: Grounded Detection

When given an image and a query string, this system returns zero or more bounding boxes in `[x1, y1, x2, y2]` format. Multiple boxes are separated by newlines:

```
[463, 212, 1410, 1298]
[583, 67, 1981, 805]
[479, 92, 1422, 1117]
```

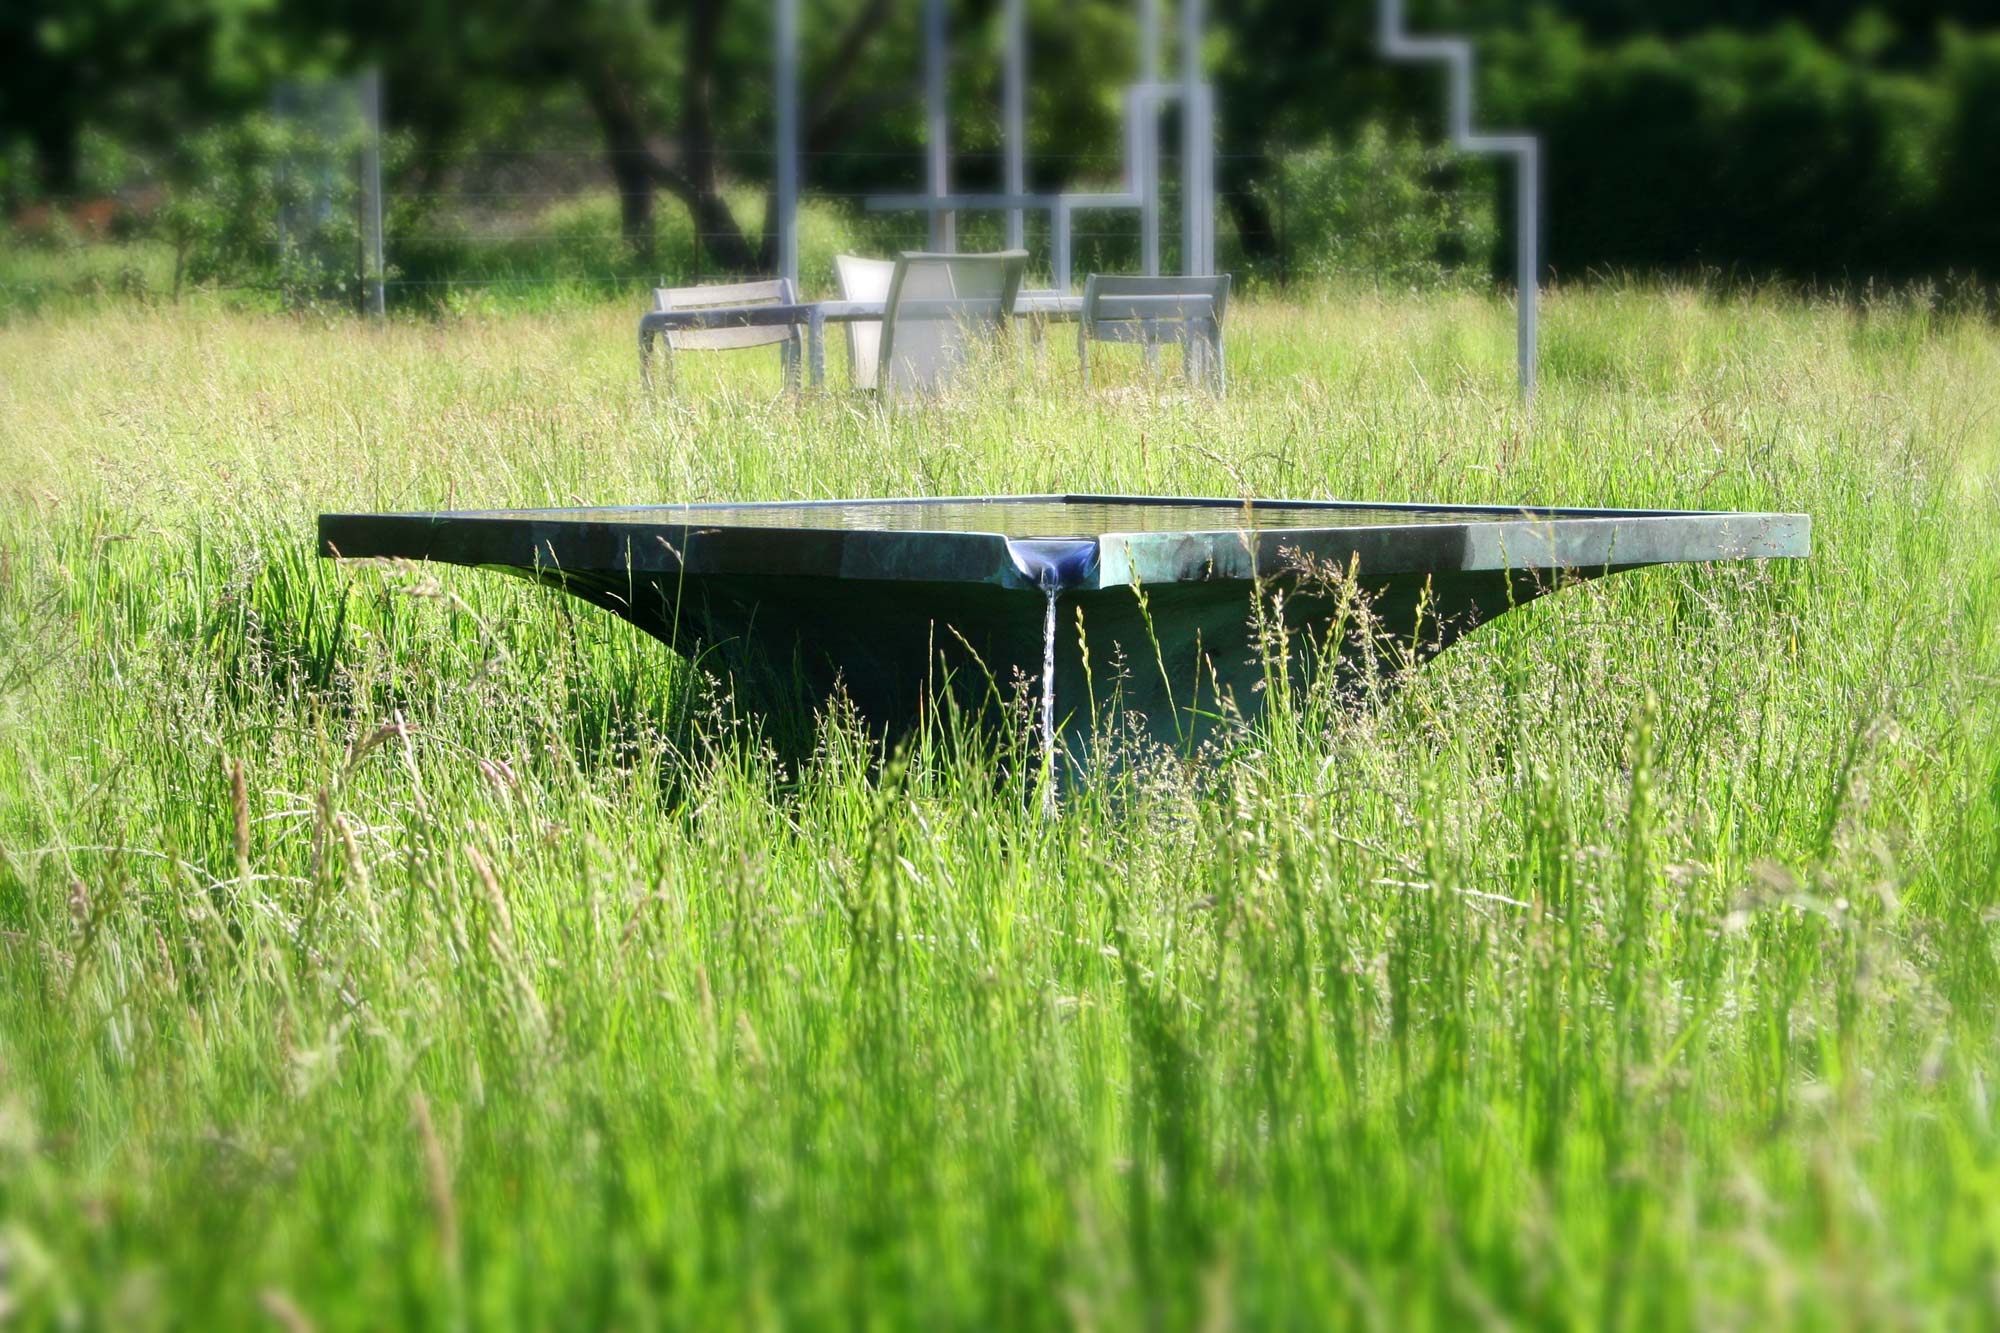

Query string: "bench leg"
[641, 329, 676, 394]
[808, 312, 826, 389]
[1181, 320, 1223, 394]
[780, 338, 800, 394]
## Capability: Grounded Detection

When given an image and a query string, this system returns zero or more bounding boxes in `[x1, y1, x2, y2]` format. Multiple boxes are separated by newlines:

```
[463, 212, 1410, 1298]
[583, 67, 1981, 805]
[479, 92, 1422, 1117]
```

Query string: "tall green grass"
[0, 287, 1996, 1328]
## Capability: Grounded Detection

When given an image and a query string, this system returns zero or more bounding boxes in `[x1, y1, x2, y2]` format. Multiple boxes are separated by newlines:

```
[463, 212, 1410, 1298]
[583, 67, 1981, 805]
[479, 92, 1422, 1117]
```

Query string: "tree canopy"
[4, 1, 1996, 283]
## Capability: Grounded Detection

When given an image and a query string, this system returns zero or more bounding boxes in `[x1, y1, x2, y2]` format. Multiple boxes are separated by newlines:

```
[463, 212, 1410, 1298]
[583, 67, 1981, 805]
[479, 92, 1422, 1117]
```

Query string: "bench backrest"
[652, 278, 801, 350]
[1080, 273, 1231, 344]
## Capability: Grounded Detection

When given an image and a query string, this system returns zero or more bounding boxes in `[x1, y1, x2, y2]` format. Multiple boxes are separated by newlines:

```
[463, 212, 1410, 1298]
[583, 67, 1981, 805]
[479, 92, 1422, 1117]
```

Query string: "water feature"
[319, 494, 1810, 756]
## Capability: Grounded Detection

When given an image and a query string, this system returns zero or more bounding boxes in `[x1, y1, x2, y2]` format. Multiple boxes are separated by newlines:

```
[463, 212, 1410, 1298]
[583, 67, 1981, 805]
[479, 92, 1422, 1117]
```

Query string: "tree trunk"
[608, 145, 657, 265]
[688, 189, 758, 276]
[582, 76, 658, 264]
[1221, 153, 1278, 265]
[573, 0, 902, 281]
[577, 36, 761, 276]
[32, 114, 81, 197]
[678, 0, 761, 275]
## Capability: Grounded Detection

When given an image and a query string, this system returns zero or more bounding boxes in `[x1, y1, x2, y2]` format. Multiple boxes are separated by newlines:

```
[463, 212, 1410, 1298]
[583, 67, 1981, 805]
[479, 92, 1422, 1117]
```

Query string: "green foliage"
[9, 0, 2000, 291]
[1935, 26, 2000, 264]
[1, 289, 1998, 1325]
[155, 116, 366, 307]
[1483, 17, 2000, 282]
[381, 191, 872, 310]
[1260, 123, 1498, 288]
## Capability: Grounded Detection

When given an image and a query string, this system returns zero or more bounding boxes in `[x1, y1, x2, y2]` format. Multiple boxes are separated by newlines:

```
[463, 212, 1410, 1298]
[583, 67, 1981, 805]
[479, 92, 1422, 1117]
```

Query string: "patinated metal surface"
[317, 494, 1810, 748]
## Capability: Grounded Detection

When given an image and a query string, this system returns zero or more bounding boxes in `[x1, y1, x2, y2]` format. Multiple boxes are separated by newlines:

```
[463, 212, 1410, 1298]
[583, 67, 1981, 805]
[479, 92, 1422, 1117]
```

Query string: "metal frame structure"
[1379, 0, 1539, 402]
[774, 0, 799, 290]
[769, 0, 1537, 386]
[774, 0, 803, 290]
[771, 0, 1216, 296]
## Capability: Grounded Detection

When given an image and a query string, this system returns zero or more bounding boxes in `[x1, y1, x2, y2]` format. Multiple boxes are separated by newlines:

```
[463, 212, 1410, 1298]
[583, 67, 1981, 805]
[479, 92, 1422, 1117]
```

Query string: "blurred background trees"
[2, 0, 1995, 305]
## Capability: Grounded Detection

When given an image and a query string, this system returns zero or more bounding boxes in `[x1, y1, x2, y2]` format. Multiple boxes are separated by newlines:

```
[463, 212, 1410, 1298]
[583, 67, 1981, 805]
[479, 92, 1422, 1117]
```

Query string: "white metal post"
[775, 0, 800, 290]
[1053, 198, 1072, 293]
[925, 0, 954, 250]
[1130, 88, 1159, 278]
[1379, 0, 1540, 403]
[1194, 84, 1214, 276]
[1004, 0, 1027, 252]
[1517, 139, 1538, 402]
[359, 68, 386, 317]
[1180, 0, 1210, 276]
[1138, 0, 1162, 276]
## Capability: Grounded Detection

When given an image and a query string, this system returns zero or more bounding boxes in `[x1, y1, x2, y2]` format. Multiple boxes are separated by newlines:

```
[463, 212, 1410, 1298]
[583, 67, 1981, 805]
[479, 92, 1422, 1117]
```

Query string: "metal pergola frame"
[1379, 0, 1540, 402]
[770, 0, 1217, 296]
[769, 0, 1541, 399]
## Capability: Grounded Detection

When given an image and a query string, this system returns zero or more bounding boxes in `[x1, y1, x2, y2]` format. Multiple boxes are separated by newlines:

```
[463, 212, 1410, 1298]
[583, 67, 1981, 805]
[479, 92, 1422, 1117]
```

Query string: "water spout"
[1006, 538, 1098, 591]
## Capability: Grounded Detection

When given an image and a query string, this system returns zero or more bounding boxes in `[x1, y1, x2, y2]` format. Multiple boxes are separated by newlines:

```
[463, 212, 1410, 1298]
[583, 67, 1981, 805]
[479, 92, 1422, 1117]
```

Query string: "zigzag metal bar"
[863, 2, 1215, 291]
[1380, 0, 1540, 402]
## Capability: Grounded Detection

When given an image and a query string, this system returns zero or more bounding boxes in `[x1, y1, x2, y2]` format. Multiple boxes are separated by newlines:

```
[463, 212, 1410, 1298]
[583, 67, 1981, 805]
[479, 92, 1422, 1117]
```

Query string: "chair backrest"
[1080, 273, 1231, 343]
[834, 255, 896, 391]
[651, 277, 800, 351]
[877, 251, 1027, 397]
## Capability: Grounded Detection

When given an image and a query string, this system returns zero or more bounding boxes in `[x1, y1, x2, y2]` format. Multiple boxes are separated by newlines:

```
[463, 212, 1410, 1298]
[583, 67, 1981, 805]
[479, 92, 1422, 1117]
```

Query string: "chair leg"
[1078, 327, 1090, 389]
[642, 331, 675, 395]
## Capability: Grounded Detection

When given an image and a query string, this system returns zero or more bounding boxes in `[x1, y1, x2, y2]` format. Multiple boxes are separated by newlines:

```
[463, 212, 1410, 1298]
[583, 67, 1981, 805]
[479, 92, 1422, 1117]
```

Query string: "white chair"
[877, 251, 1028, 398]
[834, 255, 895, 391]
[1078, 273, 1231, 394]
[638, 277, 806, 391]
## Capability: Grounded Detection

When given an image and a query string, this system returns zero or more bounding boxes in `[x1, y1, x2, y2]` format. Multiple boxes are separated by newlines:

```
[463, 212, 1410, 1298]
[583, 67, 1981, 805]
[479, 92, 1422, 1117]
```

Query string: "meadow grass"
[0, 286, 1997, 1329]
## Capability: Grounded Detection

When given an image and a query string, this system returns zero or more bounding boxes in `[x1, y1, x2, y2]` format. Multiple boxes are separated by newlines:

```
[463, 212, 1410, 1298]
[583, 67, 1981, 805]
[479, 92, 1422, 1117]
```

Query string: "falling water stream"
[1007, 537, 1099, 819]
[1040, 584, 1059, 818]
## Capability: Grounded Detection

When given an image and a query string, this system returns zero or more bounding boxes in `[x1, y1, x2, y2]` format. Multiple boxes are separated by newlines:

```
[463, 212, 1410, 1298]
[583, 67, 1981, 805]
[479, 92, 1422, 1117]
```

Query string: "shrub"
[1258, 123, 1499, 289]
[1484, 16, 1988, 284]
[157, 116, 371, 308]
